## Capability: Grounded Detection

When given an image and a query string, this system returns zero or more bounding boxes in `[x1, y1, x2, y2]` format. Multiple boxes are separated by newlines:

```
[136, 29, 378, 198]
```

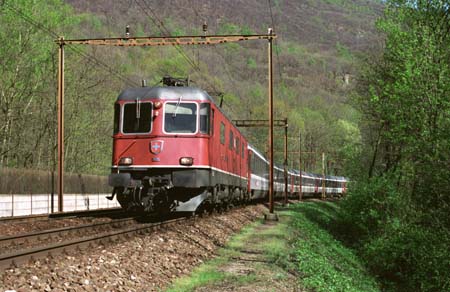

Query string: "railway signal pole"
[322, 152, 326, 200]
[55, 30, 276, 213]
[283, 118, 288, 206]
[268, 28, 275, 214]
[299, 132, 302, 201]
[233, 118, 289, 209]
[57, 38, 64, 212]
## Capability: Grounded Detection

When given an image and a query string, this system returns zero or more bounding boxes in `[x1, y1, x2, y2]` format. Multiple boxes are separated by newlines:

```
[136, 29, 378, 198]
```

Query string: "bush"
[338, 173, 450, 291]
[338, 174, 406, 243]
[362, 223, 450, 292]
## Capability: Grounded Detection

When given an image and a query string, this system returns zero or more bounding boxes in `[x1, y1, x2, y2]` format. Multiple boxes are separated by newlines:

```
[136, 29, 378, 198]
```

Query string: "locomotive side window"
[236, 137, 240, 154]
[220, 122, 225, 144]
[211, 109, 215, 136]
[113, 104, 120, 134]
[200, 103, 210, 134]
[229, 130, 234, 150]
[164, 102, 197, 133]
[123, 102, 152, 134]
[242, 143, 245, 158]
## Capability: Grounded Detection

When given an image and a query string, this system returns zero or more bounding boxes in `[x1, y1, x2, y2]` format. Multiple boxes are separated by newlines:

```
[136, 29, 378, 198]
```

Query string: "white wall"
[0, 193, 120, 217]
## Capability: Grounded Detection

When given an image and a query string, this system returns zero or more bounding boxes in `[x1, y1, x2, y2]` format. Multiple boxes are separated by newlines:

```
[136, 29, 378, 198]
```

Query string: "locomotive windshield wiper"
[172, 95, 182, 118]
[135, 98, 141, 131]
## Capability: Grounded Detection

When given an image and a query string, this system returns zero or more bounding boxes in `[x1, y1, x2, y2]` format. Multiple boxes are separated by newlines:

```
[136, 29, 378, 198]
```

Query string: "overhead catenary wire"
[267, 0, 284, 85]
[3, 2, 139, 87]
[134, 0, 206, 76]
[135, 0, 236, 115]
[188, 2, 255, 120]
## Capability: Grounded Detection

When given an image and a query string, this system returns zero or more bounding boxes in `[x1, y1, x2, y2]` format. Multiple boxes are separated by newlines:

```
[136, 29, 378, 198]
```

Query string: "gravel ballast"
[0, 205, 266, 291]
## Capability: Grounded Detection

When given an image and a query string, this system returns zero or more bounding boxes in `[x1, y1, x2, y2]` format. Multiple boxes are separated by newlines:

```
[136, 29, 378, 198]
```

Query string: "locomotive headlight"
[154, 101, 162, 109]
[119, 157, 133, 165]
[179, 157, 193, 166]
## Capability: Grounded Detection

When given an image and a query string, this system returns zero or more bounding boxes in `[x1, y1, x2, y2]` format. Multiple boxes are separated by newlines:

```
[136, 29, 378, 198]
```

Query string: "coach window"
[123, 101, 152, 134]
[113, 104, 120, 134]
[200, 103, 210, 134]
[229, 130, 234, 150]
[164, 102, 197, 133]
[220, 122, 225, 144]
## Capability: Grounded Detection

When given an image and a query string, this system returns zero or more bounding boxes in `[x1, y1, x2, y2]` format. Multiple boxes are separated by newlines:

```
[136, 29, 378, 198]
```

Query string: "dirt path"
[168, 211, 303, 292]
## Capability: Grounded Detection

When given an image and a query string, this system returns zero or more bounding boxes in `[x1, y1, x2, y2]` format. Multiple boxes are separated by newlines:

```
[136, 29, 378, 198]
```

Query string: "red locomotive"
[108, 77, 347, 213]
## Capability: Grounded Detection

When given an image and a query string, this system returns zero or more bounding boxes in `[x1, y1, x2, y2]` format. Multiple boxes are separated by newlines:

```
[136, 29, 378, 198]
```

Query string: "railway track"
[0, 215, 187, 270]
[0, 207, 125, 224]
[0, 217, 137, 252]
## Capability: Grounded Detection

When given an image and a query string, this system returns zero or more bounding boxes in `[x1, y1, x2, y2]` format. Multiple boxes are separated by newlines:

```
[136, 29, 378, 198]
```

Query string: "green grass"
[166, 202, 382, 292]
[164, 257, 231, 292]
[166, 220, 264, 292]
[290, 202, 381, 292]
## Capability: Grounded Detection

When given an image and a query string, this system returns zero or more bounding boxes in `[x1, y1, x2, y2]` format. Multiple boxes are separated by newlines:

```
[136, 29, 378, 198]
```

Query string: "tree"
[346, 1, 450, 290]
[0, 0, 76, 169]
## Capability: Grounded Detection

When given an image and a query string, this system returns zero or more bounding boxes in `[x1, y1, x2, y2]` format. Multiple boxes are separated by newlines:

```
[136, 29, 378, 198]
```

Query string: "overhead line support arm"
[56, 34, 276, 47]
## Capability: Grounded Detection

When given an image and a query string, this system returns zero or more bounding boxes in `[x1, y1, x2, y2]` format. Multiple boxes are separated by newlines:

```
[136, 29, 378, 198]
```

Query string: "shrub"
[362, 223, 450, 292]
[338, 174, 406, 243]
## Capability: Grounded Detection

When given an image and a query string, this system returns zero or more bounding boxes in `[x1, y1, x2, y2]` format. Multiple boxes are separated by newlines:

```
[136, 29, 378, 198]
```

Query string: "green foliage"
[0, 0, 374, 180]
[218, 22, 254, 35]
[363, 224, 450, 292]
[339, 174, 407, 242]
[285, 42, 307, 56]
[335, 41, 353, 61]
[246, 57, 257, 69]
[346, 1, 450, 290]
[217, 22, 241, 35]
[166, 258, 228, 292]
[0, 0, 79, 169]
[290, 202, 381, 292]
[240, 24, 254, 35]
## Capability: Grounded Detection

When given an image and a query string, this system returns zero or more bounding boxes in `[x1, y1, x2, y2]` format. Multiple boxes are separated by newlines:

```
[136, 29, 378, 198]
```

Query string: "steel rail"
[0, 217, 137, 249]
[0, 208, 124, 223]
[0, 217, 186, 270]
[47, 207, 124, 219]
[0, 214, 49, 223]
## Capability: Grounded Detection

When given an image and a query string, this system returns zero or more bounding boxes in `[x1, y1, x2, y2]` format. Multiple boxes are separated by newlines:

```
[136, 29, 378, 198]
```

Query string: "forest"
[0, 0, 449, 290]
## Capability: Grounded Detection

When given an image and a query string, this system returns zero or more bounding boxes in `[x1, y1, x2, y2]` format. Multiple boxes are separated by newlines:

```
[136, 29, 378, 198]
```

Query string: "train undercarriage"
[108, 168, 248, 214]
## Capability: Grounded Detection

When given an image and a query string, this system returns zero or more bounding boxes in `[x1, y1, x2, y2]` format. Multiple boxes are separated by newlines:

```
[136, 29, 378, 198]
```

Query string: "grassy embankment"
[166, 201, 381, 292]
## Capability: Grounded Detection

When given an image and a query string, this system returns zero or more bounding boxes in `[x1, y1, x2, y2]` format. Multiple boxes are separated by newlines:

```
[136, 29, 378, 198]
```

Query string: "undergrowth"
[289, 201, 381, 292]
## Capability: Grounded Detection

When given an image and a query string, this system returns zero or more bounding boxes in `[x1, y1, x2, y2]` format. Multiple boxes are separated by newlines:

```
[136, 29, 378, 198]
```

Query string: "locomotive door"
[209, 107, 218, 171]
[228, 129, 234, 176]
[219, 121, 227, 176]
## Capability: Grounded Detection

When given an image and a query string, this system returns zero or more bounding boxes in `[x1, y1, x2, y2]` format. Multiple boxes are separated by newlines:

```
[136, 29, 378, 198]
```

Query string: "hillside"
[0, 0, 383, 175]
[63, 0, 382, 173]
[66, 0, 382, 51]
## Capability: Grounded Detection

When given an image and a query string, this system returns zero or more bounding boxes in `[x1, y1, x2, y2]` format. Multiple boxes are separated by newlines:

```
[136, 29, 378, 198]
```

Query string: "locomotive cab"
[108, 83, 215, 213]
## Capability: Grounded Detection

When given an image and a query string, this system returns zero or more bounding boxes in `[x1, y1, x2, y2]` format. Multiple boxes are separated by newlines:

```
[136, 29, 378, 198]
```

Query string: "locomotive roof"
[117, 86, 214, 102]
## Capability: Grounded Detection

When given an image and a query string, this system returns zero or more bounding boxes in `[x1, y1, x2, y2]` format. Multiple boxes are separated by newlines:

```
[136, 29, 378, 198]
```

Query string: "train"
[107, 77, 347, 213]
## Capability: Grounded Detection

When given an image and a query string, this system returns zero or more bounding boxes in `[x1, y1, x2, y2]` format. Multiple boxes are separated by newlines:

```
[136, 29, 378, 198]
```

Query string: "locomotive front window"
[123, 102, 152, 134]
[164, 102, 197, 133]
